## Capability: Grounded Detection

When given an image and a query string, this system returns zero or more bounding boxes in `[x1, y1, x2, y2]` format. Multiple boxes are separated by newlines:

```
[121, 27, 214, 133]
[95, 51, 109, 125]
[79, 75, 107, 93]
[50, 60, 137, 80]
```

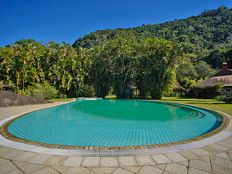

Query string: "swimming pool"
[4, 99, 224, 147]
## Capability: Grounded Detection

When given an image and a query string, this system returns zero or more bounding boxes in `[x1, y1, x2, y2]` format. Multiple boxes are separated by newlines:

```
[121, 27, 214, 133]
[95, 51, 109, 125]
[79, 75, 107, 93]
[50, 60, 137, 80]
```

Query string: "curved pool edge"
[0, 100, 231, 156]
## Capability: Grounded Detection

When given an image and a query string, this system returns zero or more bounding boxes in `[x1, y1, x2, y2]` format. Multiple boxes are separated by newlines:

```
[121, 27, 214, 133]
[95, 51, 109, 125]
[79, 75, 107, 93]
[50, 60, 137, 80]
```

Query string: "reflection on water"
[7, 99, 222, 147]
[71, 100, 205, 121]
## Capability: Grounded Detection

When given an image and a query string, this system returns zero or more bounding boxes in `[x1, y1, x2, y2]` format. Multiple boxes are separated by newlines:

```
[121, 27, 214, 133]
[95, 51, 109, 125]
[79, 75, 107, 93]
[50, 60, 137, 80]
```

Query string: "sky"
[0, 0, 232, 46]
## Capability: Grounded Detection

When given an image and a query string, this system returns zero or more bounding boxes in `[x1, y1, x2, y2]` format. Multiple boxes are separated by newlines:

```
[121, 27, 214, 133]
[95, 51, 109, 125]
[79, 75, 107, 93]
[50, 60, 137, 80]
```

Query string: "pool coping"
[0, 99, 232, 156]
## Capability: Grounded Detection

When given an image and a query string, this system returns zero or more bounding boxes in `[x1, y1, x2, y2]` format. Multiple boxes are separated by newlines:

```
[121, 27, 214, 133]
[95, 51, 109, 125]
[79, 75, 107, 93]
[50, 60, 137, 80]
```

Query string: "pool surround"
[0, 100, 229, 151]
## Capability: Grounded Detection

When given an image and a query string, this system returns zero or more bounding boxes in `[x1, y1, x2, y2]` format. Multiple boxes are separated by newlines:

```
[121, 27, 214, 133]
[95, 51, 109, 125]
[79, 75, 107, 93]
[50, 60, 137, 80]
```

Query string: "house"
[197, 62, 232, 98]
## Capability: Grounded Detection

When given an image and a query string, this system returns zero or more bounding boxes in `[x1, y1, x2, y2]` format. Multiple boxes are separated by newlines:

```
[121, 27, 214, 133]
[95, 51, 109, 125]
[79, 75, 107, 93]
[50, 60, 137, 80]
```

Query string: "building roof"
[213, 62, 232, 77]
[198, 75, 232, 88]
[213, 68, 232, 77]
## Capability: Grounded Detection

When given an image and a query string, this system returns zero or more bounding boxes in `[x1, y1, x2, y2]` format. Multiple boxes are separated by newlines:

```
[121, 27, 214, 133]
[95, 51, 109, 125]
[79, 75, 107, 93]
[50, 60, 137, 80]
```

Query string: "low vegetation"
[162, 97, 232, 115]
[18, 82, 58, 100]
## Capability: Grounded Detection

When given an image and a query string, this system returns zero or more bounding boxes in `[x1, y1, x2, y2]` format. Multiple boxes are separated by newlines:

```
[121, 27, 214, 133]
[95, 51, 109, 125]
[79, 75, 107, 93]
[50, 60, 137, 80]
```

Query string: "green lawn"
[161, 97, 232, 115]
[49, 98, 74, 102]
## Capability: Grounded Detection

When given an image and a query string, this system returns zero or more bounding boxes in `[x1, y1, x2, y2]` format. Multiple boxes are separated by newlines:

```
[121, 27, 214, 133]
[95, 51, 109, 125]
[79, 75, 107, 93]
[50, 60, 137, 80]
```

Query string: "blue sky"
[0, 0, 232, 46]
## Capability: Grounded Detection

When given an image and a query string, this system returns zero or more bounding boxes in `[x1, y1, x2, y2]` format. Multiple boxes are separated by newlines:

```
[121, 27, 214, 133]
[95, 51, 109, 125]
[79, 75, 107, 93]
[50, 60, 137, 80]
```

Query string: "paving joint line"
[209, 155, 214, 174]
[79, 156, 84, 167]
[126, 165, 143, 174]
[190, 165, 212, 174]
[109, 167, 119, 174]
[50, 165, 63, 174]
[31, 165, 51, 174]
[161, 164, 167, 174]
[148, 154, 158, 165]
[226, 151, 232, 162]
[88, 167, 99, 174]
[217, 142, 232, 149]
[85, 167, 100, 174]
[10, 160, 26, 174]
[186, 159, 190, 174]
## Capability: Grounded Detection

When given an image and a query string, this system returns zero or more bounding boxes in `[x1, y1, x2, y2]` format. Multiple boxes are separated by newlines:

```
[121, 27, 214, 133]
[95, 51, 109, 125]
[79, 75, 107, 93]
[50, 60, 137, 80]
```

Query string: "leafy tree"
[195, 61, 216, 79]
[0, 40, 46, 90]
[137, 38, 181, 99]
[176, 55, 197, 84]
[110, 38, 137, 98]
[89, 45, 114, 97]
[46, 42, 90, 97]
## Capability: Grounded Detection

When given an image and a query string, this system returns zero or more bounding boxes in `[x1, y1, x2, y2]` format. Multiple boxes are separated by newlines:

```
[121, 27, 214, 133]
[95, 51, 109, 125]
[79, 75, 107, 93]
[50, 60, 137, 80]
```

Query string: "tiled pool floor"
[0, 102, 232, 174]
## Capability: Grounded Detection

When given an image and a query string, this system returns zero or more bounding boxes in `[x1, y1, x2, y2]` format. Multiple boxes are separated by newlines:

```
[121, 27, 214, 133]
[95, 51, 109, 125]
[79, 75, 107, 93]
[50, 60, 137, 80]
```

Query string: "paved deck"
[0, 102, 232, 174]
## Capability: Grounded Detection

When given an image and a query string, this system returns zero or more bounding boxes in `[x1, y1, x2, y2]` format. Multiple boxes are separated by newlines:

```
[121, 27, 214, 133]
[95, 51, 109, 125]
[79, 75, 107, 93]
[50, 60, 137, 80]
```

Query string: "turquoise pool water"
[7, 99, 223, 147]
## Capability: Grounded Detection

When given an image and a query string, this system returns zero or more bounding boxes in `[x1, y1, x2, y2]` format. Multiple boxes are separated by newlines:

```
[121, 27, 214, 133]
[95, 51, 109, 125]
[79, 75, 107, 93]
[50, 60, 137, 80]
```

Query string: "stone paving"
[0, 103, 232, 174]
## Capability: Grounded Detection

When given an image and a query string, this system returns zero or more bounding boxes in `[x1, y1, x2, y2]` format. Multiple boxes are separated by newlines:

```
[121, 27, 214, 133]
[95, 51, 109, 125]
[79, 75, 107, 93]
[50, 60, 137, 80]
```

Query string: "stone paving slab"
[188, 168, 211, 174]
[63, 156, 83, 167]
[151, 154, 172, 164]
[135, 156, 155, 166]
[101, 157, 119, 167]
[165, 152, 187, 162]
[121, 166, 141, 173]
[118, 157, 137, 166]
[138, 166, 163, 174]
[82, 157, 100, 167]
[165, 163, 188, 174]
[90, 167, 117, 174]
[189, 159, 212, 173]
[0, 153, 232, 173]
[34, 166, 60, 174]
[14, 152, 37, 162]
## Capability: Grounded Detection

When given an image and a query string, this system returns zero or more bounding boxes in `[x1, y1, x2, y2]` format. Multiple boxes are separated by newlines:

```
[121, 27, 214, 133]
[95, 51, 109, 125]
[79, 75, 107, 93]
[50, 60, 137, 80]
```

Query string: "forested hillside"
[73, 6, 232, 69]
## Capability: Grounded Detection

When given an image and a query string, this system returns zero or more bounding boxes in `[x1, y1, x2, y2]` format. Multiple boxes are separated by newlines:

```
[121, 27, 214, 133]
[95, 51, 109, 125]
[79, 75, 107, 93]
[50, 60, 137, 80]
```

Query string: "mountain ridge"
[73, 6, 232, 57]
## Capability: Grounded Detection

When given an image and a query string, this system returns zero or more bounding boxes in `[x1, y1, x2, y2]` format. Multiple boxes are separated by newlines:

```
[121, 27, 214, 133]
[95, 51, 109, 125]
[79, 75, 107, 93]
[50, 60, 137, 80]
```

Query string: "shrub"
[78, 85, 95, 97]
[19, 82, 58, 100]
[221, 90, 232, 103]
[59, 93, 67, 99]
[214, 95, 223, 101]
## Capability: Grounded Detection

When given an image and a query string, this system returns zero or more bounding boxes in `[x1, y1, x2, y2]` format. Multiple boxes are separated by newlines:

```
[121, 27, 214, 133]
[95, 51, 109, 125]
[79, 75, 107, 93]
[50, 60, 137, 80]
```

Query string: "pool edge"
[0, 100, 230, 154]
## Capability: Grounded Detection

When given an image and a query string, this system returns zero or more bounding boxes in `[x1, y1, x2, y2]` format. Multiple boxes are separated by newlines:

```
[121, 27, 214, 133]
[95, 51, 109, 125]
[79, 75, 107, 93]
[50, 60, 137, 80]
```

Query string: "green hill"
[73, 6, 232, 68]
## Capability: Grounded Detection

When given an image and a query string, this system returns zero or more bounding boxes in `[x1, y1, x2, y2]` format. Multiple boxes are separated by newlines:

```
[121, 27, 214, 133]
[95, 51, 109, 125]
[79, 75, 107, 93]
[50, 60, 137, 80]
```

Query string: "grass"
[161, 97, 232, 115]
[49, 98, 74, 102]
[105, 95, 117, 99]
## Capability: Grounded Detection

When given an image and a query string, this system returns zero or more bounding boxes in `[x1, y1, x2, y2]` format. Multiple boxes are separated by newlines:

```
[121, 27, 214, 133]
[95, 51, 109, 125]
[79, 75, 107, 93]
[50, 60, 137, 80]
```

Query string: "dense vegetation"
[0, 41, 91, 99]
[0, 7, 231, 100]
[74, 7, 232, 69]
[0, 38, 181, 99]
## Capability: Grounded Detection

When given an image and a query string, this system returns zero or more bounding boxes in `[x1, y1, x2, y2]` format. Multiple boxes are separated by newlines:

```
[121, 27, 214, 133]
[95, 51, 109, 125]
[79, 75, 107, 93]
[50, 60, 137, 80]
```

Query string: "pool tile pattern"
[1, 100, 228, 150]
[1, 102, 232, 173]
